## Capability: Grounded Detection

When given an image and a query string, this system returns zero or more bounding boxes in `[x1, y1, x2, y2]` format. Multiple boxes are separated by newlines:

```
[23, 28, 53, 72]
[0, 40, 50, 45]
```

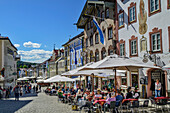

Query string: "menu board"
[151, 70, 161, 81]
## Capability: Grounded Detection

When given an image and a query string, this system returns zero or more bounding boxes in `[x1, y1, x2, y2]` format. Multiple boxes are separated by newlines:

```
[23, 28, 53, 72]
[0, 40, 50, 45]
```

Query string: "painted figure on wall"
[138, 0, 148, 35]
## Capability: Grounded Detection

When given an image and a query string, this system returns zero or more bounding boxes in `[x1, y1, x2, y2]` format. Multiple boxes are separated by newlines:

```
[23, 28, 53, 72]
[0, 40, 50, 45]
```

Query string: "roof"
[76, 0, 115, 29]
[62, 32, 84, 46]
[0, 36, 17, 50]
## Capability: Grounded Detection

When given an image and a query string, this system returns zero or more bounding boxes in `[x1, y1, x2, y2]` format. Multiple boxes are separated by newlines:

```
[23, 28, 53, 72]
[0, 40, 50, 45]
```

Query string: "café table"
[122, 99, 138, 104]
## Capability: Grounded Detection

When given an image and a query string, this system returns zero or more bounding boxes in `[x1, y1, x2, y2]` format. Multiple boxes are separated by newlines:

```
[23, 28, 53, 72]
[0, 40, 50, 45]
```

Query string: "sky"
[0, 0, 85, 63]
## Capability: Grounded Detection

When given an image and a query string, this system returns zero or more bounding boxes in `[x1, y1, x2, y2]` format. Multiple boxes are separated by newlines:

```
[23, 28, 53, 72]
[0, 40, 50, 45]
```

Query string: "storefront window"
[132, 74, 138, 88]
[122, 78, 127, 85]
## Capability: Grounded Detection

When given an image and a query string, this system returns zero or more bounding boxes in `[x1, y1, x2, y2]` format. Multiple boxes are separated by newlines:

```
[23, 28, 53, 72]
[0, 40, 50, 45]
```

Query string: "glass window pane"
[155, 0, 159, 10]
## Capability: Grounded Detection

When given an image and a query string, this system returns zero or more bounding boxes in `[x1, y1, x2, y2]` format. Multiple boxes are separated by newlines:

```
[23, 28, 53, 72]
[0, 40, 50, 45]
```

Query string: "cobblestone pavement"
[0, 92, 78, 113]
[0, 92, 169, 113]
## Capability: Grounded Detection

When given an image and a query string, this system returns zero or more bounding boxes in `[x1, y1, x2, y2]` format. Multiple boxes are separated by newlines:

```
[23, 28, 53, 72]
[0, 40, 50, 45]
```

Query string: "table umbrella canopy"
[162, 63, 170, 69]
[81, 55, 160, 71]
[36, 79, 44, 83]
[61, 62, 94, 76]
[17, 77, 29, 81]
[44, 75, 75, 83]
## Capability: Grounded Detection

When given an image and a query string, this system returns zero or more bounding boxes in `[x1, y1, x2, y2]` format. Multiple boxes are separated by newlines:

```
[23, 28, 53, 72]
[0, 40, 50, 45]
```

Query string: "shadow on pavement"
[0, 100, 32, 113]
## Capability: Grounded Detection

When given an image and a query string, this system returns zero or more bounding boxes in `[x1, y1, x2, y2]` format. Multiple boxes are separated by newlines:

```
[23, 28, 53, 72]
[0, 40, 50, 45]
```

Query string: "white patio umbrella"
[36, 79, 44, 83]
[44, 75, 62, 83]
[80, 54, 160, 92]
[17, 77, 29, 81]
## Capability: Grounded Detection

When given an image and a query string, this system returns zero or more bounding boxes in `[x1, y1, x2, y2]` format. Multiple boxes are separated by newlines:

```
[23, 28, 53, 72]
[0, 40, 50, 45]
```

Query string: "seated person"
[58, 89, 64, 101]
[133, 87, 140, 99]
[94, 88, 102, 99]
[116, 90, 123, 107]
[76, 88, 82, 101]
[125, 87, 133, 99]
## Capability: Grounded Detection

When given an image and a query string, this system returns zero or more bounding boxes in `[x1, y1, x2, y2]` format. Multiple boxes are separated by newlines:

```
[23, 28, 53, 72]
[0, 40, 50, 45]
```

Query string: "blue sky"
[0, 0, 85, 63]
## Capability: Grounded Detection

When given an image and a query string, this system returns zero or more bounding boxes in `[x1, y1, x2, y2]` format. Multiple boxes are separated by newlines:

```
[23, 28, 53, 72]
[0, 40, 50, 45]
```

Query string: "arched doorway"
[101, 47, 106, 60]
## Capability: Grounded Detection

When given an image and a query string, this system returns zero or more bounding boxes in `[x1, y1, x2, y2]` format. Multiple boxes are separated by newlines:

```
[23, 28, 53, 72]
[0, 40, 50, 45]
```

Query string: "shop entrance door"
[151, 70, 166, 97]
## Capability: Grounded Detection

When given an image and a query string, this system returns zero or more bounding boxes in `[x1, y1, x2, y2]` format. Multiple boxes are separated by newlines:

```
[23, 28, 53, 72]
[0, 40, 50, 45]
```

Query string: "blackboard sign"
[140, 78, 145, 84]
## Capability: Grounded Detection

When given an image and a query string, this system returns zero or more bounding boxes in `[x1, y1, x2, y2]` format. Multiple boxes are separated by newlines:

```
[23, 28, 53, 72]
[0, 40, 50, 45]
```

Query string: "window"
[85, 53, 88, 64]
[149, 28, 162, 53]
[118, 12, 124, 28]
[151, 33, 161, 51]
[108, 45, 114, 56]
[129, 6, 135, 22]
[90, 51, 93, 62]
[108, 27, 113, 39]
[168, 0, 170, 9]
[128, 2, 137, 24]
[131, 40, 137, 55]
[120, 43, 125, 56]
[98, 9, 100, 17]
[101, 47, 106, 59]
[101, 11, 105, 21]
[129, 36, 138, 57]
[87, 22, 90, 30]
[106, 8, 109, 18]
[91, 20, 93, 28]
[90, 36, 93, 46]
[122, 78, 127, 85]
[95, 33, 99, 44]
[103, 30, 105, 38]
[148, 0, 161, 16]
[95, 49, 99, 62]
[86, 38, 88, 47]
[132, 74, 138, 88]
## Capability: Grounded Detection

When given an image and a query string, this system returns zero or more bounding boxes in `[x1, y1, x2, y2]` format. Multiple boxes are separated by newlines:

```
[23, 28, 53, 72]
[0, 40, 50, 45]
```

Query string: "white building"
[0, 37, 20, 88]
[117, 0, 170, 97]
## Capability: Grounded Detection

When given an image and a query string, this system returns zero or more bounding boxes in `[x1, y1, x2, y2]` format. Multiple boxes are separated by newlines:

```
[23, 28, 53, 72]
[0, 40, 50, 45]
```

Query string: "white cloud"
[23, 41, 41, 48]
[18, 49, 52, 63]
[14, 44, 20, 48]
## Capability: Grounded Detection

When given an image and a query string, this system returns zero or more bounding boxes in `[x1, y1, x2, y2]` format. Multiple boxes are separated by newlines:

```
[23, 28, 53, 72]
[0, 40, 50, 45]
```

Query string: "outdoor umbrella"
[44, 75, 62, 83]
[17, 77, 29, 81]
[80, 54, 160, 93]
[44, 75, 75, 83]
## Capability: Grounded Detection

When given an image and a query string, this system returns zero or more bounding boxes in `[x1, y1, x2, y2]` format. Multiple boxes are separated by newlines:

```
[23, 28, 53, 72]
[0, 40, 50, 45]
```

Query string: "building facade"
[62, 32, 84, 71]
[77, 0, 117, 89]
[0, 37, 19, 88]
[117, 0, 170, 97]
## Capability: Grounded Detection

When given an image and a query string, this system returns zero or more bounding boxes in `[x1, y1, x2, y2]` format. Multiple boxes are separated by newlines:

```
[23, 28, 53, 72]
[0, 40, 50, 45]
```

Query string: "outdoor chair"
[103, 101, 117, 113]
[129, 100, 140, 113]
[139, 100, 149, 113]
[156, 99, 168, 113]
[119, 101, 131, 113]
[79, 101, 93, 113]
[149, 98, 158, 111]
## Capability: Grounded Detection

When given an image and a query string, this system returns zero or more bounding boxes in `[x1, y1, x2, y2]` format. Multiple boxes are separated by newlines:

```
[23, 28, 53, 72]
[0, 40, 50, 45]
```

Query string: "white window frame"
[106, 9, 109, 18]
[101, 11, 105, 21]
[151, 33, 161, 52]
[108, 27, 113, 39]
[150, 0, 159, 13]
[95, 34, 99, 44]
[129, 6, 136, 22]
[120, 43, 125, 56]
[118, 12, 124, 27]
[131, 40, 137, 55]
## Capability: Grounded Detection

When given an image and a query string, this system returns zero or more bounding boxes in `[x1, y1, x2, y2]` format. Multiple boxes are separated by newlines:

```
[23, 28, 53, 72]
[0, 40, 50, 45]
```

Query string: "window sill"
[149, 9, 161, 17]
[150, 50, 162, 54]
[128, 19, 137, 25]
[119, 25, 125, 29]
[130, 54, 138, 57]
[108, 37, 113, 40]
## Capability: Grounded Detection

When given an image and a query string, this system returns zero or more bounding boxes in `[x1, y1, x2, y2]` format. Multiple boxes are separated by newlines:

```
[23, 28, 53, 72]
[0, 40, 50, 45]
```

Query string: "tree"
[19, 65, 23, 68]
[23, 65, 27, 68]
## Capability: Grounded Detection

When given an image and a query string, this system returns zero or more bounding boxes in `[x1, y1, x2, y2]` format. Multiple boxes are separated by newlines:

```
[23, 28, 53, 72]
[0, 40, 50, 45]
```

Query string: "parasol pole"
[114, 68, 117, 96]
[80, 75, 81, 88]
[92, 73, 94, 92]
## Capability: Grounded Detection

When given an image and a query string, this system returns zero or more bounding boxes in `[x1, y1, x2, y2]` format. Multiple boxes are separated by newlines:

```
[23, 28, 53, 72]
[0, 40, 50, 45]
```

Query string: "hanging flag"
[93, 17, 105, 45]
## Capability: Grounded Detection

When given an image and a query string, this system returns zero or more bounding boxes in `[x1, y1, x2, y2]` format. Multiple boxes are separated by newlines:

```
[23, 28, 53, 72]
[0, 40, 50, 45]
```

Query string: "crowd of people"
[0, 83, 41, 101]
[45, 84, 141, 112]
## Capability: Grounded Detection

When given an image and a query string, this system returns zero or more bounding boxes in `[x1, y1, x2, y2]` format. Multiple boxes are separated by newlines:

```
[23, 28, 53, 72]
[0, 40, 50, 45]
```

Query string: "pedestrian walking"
[155, 79, 161, 97]
[13, 85, 20, 101]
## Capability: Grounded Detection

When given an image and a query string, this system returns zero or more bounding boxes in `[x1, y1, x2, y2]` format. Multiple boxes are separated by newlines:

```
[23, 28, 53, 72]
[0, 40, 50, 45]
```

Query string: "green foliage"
[19, 65, 23, 68]
[23, 65, 28, 68]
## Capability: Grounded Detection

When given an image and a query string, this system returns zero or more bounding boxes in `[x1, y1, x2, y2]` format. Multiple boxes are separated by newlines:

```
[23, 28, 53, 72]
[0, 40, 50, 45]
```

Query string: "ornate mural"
[138, 0, 148, 35]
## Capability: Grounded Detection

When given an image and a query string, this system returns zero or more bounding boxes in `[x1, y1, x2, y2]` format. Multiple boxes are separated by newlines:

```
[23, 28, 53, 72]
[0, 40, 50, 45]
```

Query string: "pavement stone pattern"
[15, 93, 78, 113]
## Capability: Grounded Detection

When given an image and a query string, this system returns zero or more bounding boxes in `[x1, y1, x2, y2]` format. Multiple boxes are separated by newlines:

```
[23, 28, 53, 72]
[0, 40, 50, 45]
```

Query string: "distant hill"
[17, 61, 38, 68]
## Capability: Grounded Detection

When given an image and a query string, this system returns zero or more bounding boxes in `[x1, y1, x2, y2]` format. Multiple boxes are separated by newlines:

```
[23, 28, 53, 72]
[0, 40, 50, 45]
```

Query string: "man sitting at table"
[94, 88, 103, 99]
[58, 89, 65, 102]
[155, 79, 161, 97]
[116, 90, 123, 107]
[125, 87, 133, 99]
[133, 87, 140, 99]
